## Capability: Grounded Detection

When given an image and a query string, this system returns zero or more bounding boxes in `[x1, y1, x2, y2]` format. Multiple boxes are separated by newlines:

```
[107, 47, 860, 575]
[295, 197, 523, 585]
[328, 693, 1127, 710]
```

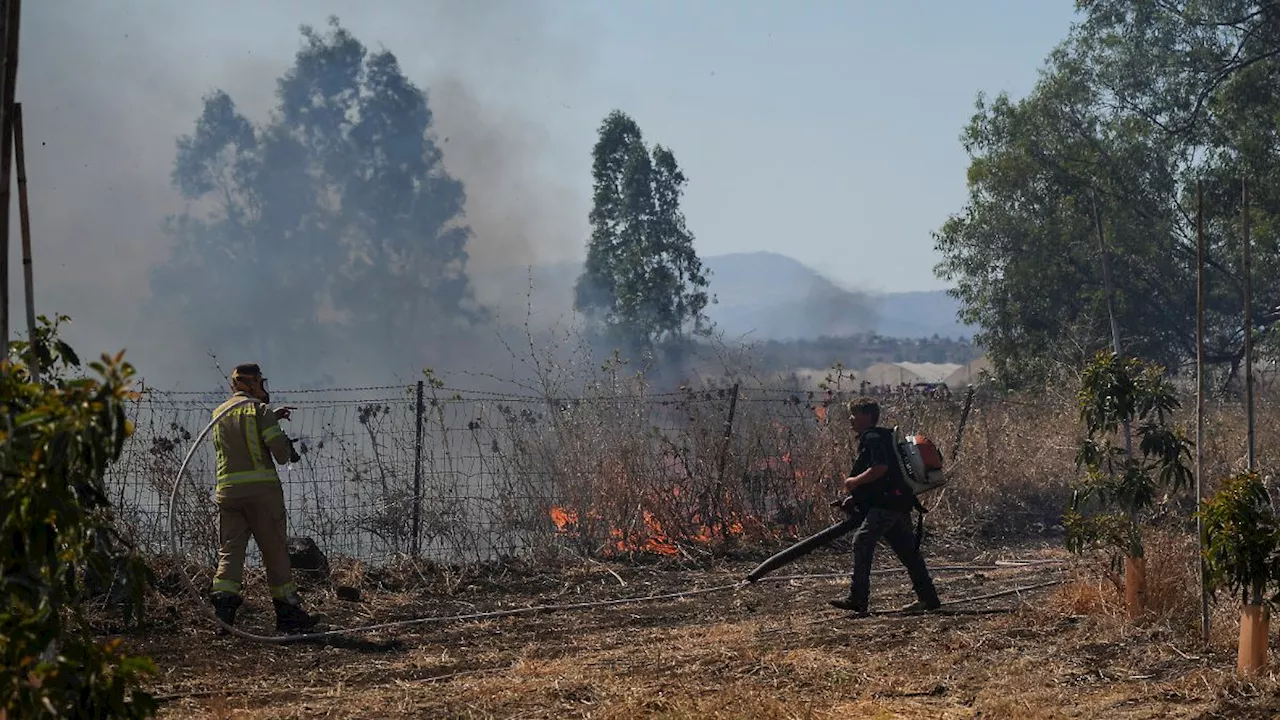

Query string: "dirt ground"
[119, 539, 1280, 719]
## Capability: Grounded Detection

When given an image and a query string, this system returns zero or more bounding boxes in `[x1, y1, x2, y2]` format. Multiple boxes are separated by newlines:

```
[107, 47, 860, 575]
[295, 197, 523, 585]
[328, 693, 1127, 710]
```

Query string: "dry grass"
[106, 538, 1280, 719]
[99, 380, 1280, 717]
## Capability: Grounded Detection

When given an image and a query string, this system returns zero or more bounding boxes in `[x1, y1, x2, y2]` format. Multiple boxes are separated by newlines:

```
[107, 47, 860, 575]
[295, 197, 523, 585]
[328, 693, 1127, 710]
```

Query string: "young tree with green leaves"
[1064, 350, 1194, 617]
[2, 317, 157, 718]
[1198, 470, 1280, 674]
[1200, 471, 1280, 609]
[574, 110, 713, 361]
[151, 17, 483, 376]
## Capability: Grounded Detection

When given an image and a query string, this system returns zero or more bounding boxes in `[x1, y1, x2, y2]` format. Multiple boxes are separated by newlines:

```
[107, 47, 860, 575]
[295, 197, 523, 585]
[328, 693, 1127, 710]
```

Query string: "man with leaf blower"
[829, 397, 941, 615]
[207, 363, 321, 634]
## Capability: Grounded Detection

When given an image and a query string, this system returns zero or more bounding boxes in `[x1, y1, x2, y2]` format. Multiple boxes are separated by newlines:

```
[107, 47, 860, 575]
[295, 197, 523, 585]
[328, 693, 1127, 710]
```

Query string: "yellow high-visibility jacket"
[212, 391, 293, 501]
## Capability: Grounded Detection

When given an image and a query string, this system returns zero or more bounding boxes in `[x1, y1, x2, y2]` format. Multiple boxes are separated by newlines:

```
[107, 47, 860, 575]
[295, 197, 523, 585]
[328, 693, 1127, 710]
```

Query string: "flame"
[549, 506, 576, 531]
[547, 502, 749, 558]
[546, 451, 811, 556]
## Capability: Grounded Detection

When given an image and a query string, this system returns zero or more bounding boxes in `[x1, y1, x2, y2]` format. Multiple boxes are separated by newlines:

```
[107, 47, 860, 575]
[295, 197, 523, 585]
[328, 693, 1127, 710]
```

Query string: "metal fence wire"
[105, 380, 989, 568]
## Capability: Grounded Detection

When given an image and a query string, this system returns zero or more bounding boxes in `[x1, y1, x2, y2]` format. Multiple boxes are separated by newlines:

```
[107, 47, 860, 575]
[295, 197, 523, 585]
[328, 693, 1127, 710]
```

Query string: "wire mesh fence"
[105, 380, 977, 568]
[106, 376, 1280, 571]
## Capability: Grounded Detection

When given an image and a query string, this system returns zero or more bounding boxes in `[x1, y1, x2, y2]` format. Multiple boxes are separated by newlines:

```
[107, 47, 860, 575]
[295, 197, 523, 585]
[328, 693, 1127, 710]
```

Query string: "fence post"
[950, 384, 976, 463]
[713, 383, 741, 538]
[412, 380, 425, 558]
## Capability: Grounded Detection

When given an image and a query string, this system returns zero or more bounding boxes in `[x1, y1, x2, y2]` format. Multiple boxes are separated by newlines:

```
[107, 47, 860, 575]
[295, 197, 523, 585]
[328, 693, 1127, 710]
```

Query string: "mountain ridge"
[471, 251, 974, 341]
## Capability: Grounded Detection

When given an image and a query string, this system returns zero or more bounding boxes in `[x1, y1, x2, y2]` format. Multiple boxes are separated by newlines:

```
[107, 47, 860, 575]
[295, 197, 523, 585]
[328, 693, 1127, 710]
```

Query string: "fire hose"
[167, 398, 1066, 645]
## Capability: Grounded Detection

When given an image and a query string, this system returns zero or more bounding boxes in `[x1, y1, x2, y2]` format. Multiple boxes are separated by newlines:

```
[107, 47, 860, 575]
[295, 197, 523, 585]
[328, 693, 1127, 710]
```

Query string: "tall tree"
[575, 110, 713, 359]
[150, 17, 482, 378]
[934, 3, 1280, 388]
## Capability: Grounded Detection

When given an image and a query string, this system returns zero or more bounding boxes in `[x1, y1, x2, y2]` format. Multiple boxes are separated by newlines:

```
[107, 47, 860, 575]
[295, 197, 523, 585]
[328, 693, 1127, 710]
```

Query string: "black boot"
[898, 597, 942, 613]
[903, 578, 941, 612]
[210, 591, 243, 633]
[273, 597, 320, 634]
[828, 595, 869, 617]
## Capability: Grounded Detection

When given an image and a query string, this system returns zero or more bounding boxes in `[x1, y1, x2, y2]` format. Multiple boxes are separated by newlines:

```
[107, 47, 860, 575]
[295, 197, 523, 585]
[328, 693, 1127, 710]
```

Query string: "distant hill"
[470, 251, 974, 341]
[871, 289, 974, 340]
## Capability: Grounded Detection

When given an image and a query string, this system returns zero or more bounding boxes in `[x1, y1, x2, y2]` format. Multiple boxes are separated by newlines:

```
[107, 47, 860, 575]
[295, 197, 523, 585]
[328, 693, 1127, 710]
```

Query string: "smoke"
[11, 1, 592, 390]
[698, 252, 881, 342]
[428, 78, 582, 275]
[413, 0, 588, 273]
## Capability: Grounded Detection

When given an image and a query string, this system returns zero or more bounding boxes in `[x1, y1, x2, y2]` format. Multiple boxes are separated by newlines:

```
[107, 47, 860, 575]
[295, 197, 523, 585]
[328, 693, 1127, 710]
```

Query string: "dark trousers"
[846, 506, 939, 610]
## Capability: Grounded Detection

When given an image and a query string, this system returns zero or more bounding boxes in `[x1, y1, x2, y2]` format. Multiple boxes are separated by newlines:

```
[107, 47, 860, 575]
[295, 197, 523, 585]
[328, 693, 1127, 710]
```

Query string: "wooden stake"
[14, 101, 35, 381]
[1090, 192, 1133, 455]
[1196, 178, 1209, 643]
[0, 0, 19, 352]
[1242, 176, 1254, 471]
[0, 0, 13, 350]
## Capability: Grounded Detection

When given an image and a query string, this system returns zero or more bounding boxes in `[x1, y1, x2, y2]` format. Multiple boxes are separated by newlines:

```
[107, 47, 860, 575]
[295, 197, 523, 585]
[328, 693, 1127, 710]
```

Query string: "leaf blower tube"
[745, 506, 860, 583]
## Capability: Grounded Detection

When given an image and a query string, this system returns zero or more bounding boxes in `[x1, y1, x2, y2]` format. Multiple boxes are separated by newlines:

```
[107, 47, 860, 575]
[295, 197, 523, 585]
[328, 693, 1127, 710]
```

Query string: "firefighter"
[829, 397, 941, 615]
[207, 363, 321, 634]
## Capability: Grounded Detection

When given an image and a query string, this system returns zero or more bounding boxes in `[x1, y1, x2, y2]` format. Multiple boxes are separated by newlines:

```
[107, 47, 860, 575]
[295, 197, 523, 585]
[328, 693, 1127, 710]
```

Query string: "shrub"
[1, 316, 157, 719]
[1199, 471, 1280, 607]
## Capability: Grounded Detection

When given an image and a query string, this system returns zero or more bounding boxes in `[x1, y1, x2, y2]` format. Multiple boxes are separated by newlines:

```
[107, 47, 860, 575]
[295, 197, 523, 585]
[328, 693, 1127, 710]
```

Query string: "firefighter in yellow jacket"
[208, 363, 320, 634]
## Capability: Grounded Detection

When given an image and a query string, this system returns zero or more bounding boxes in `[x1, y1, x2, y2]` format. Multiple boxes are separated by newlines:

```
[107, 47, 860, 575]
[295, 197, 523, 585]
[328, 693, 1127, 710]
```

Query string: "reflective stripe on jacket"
[212, 392, 292, 494]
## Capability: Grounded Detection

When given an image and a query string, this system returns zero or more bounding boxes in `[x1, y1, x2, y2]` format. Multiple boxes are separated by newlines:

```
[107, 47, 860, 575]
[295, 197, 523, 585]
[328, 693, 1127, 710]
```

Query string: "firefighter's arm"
[258, 405, 295, 464]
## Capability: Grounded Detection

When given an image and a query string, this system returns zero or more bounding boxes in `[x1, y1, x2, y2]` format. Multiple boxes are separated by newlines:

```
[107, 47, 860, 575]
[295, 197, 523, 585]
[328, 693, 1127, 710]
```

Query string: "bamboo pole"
[1090, 193, 1133, 455]
[0, 0, 15, 350]
[0, 0, 18, 352]
[14, 101, 35, 381]
[1092, 191, 1149, 617]
[1196, 178, 1209, 643]
[1243, 176, 1254, 471]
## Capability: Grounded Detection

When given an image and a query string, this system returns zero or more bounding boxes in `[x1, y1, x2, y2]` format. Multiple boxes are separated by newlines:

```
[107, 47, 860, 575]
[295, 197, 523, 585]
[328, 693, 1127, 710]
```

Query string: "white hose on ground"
[166, 397, 1067, 645]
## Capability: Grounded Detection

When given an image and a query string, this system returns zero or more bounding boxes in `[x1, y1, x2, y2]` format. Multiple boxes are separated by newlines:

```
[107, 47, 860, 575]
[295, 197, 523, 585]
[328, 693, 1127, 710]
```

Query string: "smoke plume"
[12, 1, 592, 391]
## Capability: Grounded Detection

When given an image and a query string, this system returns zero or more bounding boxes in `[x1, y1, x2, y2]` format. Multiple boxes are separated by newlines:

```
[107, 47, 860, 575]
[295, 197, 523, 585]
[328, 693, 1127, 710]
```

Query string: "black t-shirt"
[848, 426, 916, 511]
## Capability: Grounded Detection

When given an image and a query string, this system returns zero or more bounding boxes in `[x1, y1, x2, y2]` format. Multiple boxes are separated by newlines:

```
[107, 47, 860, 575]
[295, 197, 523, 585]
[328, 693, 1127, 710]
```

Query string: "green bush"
[1198, 471, 1280, 607]
[1, 316, 157, 719]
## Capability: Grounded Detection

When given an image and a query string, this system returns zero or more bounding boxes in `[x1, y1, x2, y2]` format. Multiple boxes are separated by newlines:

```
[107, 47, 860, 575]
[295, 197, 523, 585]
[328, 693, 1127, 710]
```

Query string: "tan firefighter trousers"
[211, 482, 298, 600]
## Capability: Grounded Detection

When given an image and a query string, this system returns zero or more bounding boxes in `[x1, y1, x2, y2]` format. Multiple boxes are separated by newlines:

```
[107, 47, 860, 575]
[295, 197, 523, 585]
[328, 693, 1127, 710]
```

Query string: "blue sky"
[576, 1, 1082, 292]
[18, 0, 1082, 353]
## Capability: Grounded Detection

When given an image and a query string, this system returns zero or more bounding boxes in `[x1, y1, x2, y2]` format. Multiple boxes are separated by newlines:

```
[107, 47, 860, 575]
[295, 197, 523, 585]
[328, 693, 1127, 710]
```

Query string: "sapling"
[1198, 471, 1280, 674]
[1064, 351, 1194, 617]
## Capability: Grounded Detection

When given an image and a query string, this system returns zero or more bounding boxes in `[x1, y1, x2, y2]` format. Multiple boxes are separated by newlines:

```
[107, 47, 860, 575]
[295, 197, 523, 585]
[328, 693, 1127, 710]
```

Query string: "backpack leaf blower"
[745, 429, 952, 583]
